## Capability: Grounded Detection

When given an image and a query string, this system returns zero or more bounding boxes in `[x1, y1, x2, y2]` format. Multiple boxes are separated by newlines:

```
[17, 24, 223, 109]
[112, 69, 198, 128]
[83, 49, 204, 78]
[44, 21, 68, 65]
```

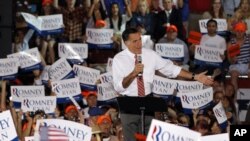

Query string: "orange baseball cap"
[95, 20, 106, 28]
[97, 115, 112, 125]
[166, 25, 178, 32]
[234, 22, 247, 32]
[65, 105, 77, 114]
[82, 90, 97, 99]
[42, 0, 53, 6]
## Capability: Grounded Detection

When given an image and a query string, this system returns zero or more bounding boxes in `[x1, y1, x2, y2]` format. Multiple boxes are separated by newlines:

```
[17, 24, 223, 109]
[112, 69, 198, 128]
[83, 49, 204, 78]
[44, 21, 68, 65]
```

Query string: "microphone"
[137, 55, 143, 77]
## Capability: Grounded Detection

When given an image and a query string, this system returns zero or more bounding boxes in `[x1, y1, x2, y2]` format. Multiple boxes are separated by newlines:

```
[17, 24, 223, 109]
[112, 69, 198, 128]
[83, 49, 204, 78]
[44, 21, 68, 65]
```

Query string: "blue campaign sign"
[103, 0, 126, 16]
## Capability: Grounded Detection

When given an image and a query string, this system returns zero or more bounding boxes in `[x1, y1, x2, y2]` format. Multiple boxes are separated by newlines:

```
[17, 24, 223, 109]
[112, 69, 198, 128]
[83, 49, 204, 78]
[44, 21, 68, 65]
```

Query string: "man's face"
[207, 22, 217, 35]
[166, 30, 177, 41]
[87, 95, 97, 107]
[163, 0, 172, 11]
[125, 32, 142, 54]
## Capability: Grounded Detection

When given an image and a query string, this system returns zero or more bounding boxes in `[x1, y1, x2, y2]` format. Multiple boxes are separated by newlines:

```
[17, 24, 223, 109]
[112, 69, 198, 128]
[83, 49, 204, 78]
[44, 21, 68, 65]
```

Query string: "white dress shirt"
[112, 48, 181, 96]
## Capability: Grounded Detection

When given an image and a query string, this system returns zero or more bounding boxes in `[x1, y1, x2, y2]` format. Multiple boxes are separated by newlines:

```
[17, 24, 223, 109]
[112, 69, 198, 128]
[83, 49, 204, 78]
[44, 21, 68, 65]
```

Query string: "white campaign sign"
[49, 58, 73, 80]
[175, 80, 203, 93]
[86, 28, 113, 44]
[146, 119, 201, 141]
[195, 45, 223, 63]
[106, 58, 113, 72]
[73, 65, 100, 85]
[7, 48, 41, 69]
[199, 19, 228, 33]
[152, 75, 177, 95]
[178, 87, 213, 109]
[51, 78, 81, 99]
[41, 65, 50, 84]
[58, 43, 88, 60]
[0, 58, 19, 79]
[35, 119, 92, 141]
[21, 96, 56, 114]
[155, 43, 184, 59]
[97, 82, 118, 101]
[11, 85, 45, 103]
[25, 136, 34, 141]
[201, 133, 229, 141]
[0, 110, 18, 141]
[21, 12, 64, 33]
[213, 102, 227, 124]
[99, 72, 113, 84]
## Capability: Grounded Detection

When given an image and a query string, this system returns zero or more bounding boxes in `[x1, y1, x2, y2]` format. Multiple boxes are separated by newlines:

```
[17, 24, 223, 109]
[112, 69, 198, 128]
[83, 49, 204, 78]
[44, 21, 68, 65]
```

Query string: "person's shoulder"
[113, 49, 127, 59]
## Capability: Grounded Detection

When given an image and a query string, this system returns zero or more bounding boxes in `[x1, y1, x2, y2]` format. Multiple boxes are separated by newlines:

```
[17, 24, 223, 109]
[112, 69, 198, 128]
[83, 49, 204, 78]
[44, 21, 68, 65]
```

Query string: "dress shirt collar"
[165, 9, 172, 15]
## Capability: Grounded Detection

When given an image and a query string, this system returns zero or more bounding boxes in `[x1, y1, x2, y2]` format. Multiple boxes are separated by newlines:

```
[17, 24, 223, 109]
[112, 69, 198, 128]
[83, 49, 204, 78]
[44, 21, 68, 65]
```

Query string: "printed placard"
[51, 78, 82, 103]
[41, 65, 50, 85]
[25, 136, 34, 141]
[0, 58, 19, 80]
[73, 65, 100, 90]
[195, 45, 223, 66]
[199, 19, 228, 33]
[213, 102, 228, 128]
[48, 58, 74, 81]
[155, 43, 184, 61]
[175, 80, 203, 93]
[97, 82, 118, 101]
[178, 87, 213, 110]
[99, 72, 113, 84]
[0, 110, 18, 141]
[147, 119, 201, 141]
[201, 133, 229, 141]
[21, 12, 64, 35]
[86, 28, 114, 49]
[21, 96, 56, 114]
[7, 48, 41, 72]
[35, 119, 92, 141]
[58, 43, 88, 64]
[152, 75, 177, 95]
[11, 85, 45, 108]
[106, 58, 113, 72]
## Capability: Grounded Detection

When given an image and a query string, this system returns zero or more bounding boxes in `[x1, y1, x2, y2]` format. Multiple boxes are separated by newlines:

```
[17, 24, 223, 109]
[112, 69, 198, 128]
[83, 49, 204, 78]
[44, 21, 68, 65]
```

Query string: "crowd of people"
[1, 0, 250, 140]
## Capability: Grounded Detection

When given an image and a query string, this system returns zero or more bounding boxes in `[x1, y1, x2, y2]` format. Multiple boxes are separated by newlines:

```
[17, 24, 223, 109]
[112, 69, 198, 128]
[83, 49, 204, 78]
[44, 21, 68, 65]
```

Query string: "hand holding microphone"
[134, 55, 143, 77]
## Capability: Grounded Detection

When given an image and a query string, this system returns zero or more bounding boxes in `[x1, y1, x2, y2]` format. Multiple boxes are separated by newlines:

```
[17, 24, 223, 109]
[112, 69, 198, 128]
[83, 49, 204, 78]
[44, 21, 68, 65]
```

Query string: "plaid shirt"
[61, 7, 87, 42]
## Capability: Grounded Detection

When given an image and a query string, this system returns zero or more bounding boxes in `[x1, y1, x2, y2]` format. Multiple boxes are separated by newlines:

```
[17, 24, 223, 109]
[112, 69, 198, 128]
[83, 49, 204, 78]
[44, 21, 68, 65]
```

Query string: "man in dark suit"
[155, 0, 184, 41]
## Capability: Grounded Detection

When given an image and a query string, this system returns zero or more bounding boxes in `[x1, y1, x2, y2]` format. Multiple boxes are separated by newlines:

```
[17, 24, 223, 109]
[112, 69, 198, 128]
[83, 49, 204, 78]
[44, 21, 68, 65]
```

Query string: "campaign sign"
[48, 58, 74, 81]
[21, 96, 56, 114]
[0, 58, 19, 80]
[199, 19, 227, 33]
[175, 80, 203, 93]
[213, 102, 228, 129]
[40, 65, 50, 85]
[35, 119, 92, 141]
[152, 75, 177, 95]
[237, 89, 250, 122]
[21, 12, 64, 36]
[97, 82, 118, 101]
[73, 65, 100, 90]
[147, 119, 201, 141]
[11, 85, 45, 108]
[155, 43, 184, 61]
[86, 28, 114, 49]
[194, 45, 223, 67]
[0, 110, 18, 141]
[25, 136, 34, 141]
[178, 87, 213, 114]
[58, 43, 88, 64]
[106, 58, 113, 72]
[51, 78, 82, 103]
[201, 133, 229, 141]
[7, 48, 42, 72]
[99, 72, 113, 84]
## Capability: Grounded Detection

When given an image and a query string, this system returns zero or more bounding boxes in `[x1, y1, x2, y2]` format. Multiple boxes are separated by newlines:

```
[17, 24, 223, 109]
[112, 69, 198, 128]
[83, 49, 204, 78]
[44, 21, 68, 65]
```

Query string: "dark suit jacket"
[155, 8, 184, 41]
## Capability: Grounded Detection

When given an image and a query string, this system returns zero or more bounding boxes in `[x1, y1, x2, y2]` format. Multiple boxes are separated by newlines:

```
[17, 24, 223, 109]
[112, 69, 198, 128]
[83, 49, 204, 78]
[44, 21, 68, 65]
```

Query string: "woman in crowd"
[202, 0, 226, 19]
